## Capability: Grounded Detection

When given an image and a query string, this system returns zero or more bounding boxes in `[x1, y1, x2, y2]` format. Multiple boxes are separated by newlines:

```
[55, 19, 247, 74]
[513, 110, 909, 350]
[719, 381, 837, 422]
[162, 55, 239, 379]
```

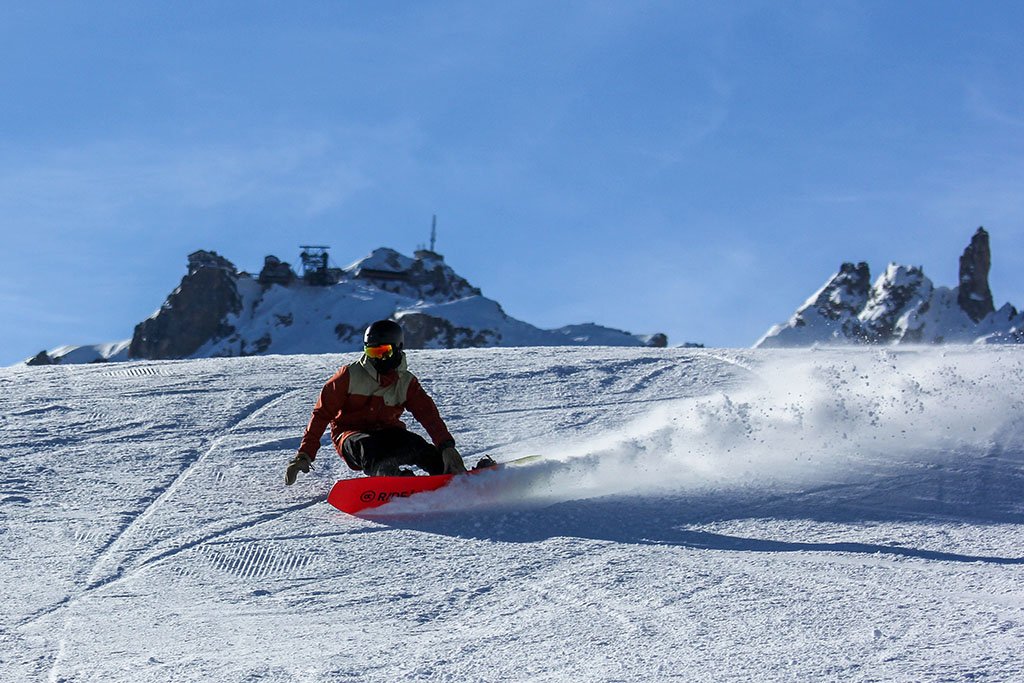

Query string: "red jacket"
[299, 355, 453, 469]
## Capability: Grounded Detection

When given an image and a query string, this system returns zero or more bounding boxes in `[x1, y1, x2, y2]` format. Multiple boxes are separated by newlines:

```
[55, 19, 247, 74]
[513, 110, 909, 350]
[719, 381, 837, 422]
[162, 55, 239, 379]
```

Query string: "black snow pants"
[342, 428, 445, 477]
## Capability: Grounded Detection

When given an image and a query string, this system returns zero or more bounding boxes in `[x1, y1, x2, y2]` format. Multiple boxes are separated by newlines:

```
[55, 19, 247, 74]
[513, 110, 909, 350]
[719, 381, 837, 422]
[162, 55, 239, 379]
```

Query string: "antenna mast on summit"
[430, 214, 437, 253]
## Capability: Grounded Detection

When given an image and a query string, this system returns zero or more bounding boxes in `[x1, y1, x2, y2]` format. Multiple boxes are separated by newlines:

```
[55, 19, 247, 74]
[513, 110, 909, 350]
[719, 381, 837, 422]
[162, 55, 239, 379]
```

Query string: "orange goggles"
[364, 343, 395, 360]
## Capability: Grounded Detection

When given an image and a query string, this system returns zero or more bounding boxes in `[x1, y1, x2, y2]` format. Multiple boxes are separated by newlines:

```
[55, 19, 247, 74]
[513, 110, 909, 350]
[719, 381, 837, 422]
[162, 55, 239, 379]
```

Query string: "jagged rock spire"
[958, 227, 995, 323]
[130, 252, 243, 359]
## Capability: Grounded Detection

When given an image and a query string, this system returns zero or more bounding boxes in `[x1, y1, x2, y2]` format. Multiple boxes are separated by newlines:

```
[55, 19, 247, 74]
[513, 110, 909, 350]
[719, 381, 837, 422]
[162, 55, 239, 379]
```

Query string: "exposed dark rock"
[129, 252, 242, 360]
[814, 262, 872, 321]
[26, 350, 57, 366]
[958, 227, 995, 323]
[258, 255, 297, 286]
[334, 323, 361, 343]
[248, 334, 273, 355]
[407, 256, 481, 300]
[399, 312, 497, 349]
[644, 333, 669, 348]
[786, 261, 873, 342]
[860, 265, 929, 343]
[187, 250, 235, 275]
[349, 248, 481, 301]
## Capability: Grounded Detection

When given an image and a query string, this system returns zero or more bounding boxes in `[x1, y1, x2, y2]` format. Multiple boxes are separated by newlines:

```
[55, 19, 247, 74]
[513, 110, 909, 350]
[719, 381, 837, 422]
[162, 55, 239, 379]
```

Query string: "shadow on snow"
[366, 456, 1024, 566]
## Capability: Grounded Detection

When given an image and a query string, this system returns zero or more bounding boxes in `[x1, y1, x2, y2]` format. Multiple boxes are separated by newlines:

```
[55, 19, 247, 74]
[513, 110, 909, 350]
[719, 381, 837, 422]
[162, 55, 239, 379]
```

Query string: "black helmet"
[363, 320, 405, 373]
[363, 319, 404, 349]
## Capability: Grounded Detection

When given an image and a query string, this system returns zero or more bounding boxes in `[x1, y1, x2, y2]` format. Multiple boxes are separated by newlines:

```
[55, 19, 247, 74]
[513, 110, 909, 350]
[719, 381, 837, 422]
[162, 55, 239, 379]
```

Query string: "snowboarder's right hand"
[441, 445, 467, 475]
[285, 452, 314, 486]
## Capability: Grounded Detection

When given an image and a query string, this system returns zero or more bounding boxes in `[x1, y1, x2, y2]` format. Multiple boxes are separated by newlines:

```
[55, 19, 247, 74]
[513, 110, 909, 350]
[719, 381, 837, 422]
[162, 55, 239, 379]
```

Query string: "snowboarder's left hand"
[285, 452, 314, 485]
[441, 445, 467, 474]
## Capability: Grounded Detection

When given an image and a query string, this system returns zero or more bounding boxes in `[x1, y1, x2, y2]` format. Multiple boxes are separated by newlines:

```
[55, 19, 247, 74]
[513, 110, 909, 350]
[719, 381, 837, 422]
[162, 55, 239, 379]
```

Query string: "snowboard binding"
[473, 455, 498, 470]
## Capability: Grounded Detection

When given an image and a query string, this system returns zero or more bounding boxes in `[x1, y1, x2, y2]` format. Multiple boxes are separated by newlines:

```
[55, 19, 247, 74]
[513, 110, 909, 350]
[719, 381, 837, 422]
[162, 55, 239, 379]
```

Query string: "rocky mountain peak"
[859, 263, 931, 341]
[812, 261, 872, 321]
[757, 228, 1022, 347]
[36, 245, 668, 364]
[755, 261, 872, 347]
[129, 250, 243, 360]
[345, 248, 481, 301]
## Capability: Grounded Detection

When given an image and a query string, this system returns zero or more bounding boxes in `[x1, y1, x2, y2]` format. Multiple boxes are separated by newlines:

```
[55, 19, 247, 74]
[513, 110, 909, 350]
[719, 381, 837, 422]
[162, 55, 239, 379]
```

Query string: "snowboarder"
[285, 319, 466, 485]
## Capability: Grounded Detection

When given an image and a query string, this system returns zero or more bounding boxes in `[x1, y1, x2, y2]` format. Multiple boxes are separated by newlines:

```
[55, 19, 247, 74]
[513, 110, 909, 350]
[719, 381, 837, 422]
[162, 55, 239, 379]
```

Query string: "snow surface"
[3, 346, 1024, 681]
[344, 247, 418, 274]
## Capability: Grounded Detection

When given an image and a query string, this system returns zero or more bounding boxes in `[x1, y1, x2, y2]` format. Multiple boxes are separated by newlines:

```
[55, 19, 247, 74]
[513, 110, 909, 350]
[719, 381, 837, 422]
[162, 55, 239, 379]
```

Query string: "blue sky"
[3, 1, 1023, 364]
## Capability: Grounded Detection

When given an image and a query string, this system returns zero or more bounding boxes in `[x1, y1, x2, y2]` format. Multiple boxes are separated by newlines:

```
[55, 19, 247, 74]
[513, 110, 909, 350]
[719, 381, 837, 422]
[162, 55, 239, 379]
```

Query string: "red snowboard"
[327, 456, 538, 515]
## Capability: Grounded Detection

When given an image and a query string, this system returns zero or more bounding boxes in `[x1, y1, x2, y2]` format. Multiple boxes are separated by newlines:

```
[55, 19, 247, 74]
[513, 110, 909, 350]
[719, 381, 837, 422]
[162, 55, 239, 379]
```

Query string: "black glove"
[285, 452, 314, 486]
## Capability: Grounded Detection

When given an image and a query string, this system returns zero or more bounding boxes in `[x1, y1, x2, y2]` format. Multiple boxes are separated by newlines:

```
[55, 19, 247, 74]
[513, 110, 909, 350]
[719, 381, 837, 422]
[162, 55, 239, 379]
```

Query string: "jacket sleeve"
[298, 367, 350, 459]
[405, 376, 454, 448]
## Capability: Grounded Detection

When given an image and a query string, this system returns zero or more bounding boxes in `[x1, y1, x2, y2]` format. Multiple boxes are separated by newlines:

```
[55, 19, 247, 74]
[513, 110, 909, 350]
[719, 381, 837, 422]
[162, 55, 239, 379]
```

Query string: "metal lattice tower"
[299, 245, 330, 285]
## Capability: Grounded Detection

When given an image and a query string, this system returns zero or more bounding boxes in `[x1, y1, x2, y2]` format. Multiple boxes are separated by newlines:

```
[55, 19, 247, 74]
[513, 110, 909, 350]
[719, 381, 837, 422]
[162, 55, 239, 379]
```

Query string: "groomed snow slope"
[2, 346, 1023, 681]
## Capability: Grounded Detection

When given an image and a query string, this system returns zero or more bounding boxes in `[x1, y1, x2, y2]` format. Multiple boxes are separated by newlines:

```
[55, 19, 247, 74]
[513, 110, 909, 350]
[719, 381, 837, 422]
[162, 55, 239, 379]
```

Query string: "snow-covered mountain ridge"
[757, 227, 1024, 347]
[28, 247, 668, 365]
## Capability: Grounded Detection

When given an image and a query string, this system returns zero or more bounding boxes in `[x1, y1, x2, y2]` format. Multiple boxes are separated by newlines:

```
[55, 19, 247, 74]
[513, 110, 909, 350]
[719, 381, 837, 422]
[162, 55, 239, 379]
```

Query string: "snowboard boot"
[473, 455, 497, 470]
[368, 457, 416, 477]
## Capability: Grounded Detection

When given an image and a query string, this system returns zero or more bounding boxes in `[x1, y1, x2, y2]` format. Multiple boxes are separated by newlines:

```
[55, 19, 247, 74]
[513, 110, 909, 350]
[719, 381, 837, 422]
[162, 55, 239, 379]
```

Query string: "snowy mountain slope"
[3, 346, 1024, 681]
[28, 341, 131, 365]
[32, 247, 666, 365]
